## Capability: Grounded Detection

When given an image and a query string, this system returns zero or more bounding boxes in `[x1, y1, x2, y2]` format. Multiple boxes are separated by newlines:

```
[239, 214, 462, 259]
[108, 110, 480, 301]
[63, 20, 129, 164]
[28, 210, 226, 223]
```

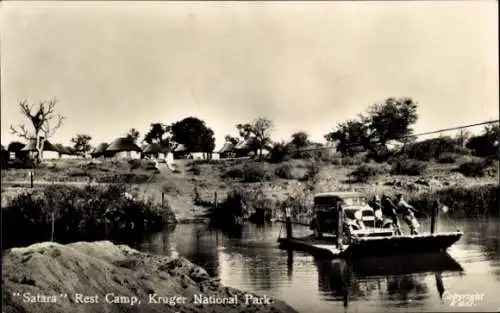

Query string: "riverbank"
[2, 156, 498, 224]
[2, 240, 298, 313]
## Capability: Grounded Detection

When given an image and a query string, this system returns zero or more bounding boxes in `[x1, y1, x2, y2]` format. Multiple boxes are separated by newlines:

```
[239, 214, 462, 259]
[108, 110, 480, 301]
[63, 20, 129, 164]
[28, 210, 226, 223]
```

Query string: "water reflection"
[134, 219, 500, 313]
[306, 252, 463, 308]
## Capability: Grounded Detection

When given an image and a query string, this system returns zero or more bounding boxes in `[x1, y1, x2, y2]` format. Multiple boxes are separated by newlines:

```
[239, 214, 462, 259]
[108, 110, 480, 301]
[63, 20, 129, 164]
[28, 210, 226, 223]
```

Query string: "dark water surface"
[134, 219, 500, 313]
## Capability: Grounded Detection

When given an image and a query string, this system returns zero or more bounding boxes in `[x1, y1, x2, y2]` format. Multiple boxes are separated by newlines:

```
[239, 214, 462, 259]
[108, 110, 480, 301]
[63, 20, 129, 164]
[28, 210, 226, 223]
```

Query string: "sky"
[1, 1, 498, 150]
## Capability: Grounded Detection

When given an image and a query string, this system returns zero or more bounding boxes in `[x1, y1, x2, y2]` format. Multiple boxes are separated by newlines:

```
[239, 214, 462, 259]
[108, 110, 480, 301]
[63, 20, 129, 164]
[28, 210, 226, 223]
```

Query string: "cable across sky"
[296, 119, 500, 153]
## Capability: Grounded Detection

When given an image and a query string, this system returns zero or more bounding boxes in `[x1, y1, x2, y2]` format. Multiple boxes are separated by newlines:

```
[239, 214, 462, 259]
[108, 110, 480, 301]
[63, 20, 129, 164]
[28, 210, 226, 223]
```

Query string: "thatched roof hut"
[106, 138, 142, 153]
[21, 139, 58, 152]
[91, 143, 109, 157]
[218, 142, 235, 154]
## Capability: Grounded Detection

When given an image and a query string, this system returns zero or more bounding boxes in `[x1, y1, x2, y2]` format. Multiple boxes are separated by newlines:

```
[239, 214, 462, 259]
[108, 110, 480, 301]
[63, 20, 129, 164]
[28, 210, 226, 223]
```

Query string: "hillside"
[2, 155, 498, 220]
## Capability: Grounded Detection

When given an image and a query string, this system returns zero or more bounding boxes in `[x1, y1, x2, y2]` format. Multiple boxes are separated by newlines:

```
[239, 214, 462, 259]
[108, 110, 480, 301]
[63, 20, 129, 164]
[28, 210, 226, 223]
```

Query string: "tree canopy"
[143, 123, 172, 148]
[236, 117, 273, 158]
[290, 131, 309, 150]
[125, 128, 140, 142]
[170, 117, 216, 153]
[325, 97, 418, 157]
[71, 134, 92, 154]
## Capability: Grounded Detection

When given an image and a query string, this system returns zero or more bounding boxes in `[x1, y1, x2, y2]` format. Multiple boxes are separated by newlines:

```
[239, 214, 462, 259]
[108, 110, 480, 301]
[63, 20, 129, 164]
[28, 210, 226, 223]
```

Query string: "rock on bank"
[2, 241, 298, 313]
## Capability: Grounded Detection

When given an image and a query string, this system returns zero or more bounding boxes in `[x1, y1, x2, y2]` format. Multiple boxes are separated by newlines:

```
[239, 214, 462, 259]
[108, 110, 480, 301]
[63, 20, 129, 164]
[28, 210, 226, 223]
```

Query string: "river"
[133, 218, 500, 313]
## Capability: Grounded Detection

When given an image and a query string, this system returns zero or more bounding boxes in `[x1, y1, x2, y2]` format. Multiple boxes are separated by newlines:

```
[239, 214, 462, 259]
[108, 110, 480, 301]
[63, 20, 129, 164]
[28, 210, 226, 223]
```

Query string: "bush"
[96, 173, 152, 184]
[391, 158, 428, 176]
[269, 142, 290, 163]
[456, 160, 488, 177]
[349, 164, 386, 183]
[162, 181, 180, 195]
[466, 133, 499, 157]
[406, 137, 461, 161]
[334, 155, 365, 166]
[208, 188, 248, 226]
[300, 162, 320, 182]
[275, 163, 294, 179]
[410, 184, 499, 218]
[1, 184, 177, 249]
[242, 162, 270, 183]
[221, 166, 244, 179]
[366, 147, 393, 163]
[210, 187, 274, 226]
[437, 153, 459, 164]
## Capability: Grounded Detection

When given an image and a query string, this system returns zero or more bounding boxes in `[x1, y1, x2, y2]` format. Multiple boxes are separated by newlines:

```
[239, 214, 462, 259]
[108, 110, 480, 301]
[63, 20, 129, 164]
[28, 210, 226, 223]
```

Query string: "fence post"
[337, 204, 344, 250]
[285, 207, 293, 239]
[431, 200, 438, 234]
[161, 192, 165, 209]
[30, 170, 34, 188]
[214, 191, 218, 209]
[50, 212, 55, 241]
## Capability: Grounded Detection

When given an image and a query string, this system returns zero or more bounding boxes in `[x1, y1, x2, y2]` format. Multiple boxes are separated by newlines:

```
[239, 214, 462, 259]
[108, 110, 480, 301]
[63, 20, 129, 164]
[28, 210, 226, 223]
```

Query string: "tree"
[9, 99, 65, 163]
[466, 124, 500, 157]
[144, 123, 172, 148]
[71, 134, 92, 155]
[324, 119, 369, 156]
[365, 97, 418, 148]
[125, 128, 140, 142]
[170, 117, 216, 155]
[324, 97, 418, 159]
[236, 117, 273, 158]
[224, 135, 239, 145]
[291, 131, 309, 150]
[235, 123, 254, 140]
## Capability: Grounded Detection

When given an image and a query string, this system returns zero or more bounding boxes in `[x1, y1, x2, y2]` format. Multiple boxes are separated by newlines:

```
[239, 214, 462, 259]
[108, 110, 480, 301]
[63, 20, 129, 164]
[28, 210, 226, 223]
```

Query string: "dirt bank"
[2, 241, 298, 313]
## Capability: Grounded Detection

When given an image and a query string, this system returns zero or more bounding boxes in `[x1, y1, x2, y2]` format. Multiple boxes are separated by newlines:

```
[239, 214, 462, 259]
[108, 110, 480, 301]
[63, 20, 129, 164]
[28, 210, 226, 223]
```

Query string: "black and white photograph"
[1, 1, 499, 313]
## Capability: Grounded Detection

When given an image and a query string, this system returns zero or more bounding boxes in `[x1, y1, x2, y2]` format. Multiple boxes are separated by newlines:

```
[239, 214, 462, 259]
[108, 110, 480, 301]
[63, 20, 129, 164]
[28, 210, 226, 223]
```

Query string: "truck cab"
[309, 192, 395, 241]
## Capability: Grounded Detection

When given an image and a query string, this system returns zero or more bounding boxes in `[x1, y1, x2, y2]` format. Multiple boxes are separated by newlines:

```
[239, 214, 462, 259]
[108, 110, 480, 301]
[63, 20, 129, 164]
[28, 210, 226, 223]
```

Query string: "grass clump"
[437, 153, 459, 164]
[242, 162, 271, 182]
[222, 162, 271, 183]
[274, 163, 294, 179]
[300, 162, 320, 182]
[96, 173, 152, 184]
[349, 164, 387, 183]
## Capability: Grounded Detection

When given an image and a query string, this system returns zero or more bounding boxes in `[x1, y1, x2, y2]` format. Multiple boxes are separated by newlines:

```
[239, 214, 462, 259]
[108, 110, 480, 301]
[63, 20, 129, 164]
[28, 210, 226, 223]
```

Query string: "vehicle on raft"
[309, 191, 396, 243]
[279, 191, 463, 257]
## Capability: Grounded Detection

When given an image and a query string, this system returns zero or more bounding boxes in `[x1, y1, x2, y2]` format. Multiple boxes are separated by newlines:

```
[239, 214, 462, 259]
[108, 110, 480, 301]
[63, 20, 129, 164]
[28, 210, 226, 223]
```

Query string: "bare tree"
[10, 99, 65, 163]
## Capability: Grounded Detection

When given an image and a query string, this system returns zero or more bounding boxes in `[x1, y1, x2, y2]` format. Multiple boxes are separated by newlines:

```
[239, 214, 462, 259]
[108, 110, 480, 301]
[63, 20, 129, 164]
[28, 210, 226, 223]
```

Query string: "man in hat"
[381, 194, 402, 235]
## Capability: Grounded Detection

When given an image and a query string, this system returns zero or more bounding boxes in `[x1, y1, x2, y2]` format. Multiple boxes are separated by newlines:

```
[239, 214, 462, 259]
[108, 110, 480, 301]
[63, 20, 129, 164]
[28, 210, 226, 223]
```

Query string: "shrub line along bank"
[1, 183, 177, 249]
